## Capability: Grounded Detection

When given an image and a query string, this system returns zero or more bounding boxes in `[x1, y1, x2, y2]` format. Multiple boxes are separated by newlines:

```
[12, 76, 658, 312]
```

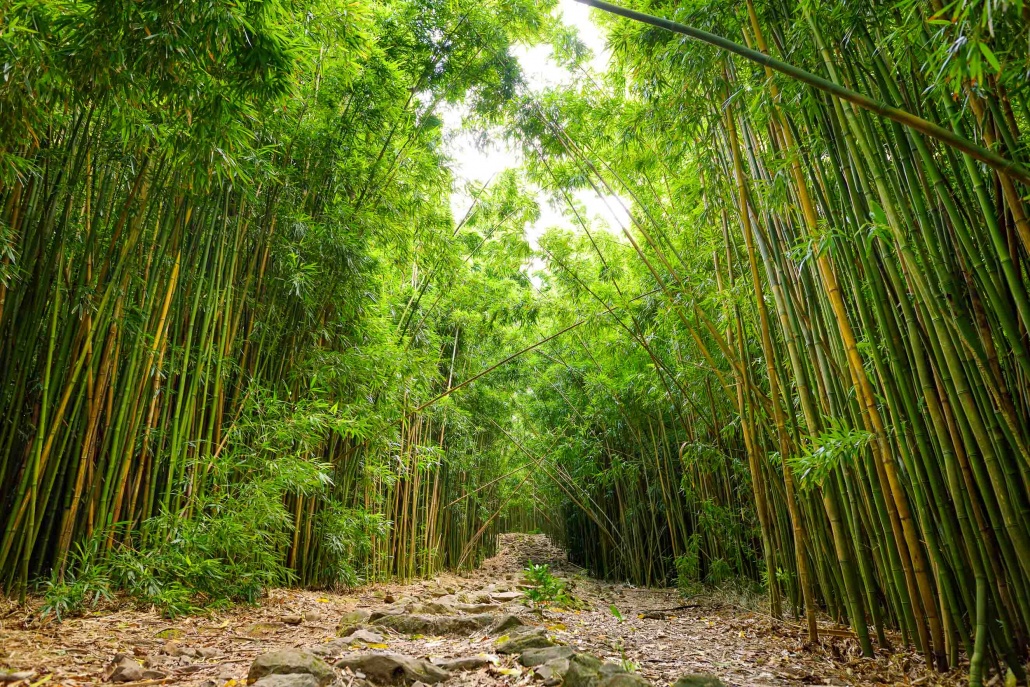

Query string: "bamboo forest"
[2, 0, 1030, 686]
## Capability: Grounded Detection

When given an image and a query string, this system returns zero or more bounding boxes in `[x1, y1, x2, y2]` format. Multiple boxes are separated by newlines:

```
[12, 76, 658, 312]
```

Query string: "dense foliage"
[4, 0, 1030, 683]
[498, 0, 1030, 683]
[0, 0, 555, 613]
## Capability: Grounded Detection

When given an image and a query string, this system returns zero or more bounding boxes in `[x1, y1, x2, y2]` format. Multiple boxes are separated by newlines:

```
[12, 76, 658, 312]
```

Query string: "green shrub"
[522, 562, 579, 608]
[674, 533, 701, 595]
[40, 533, 113, 621]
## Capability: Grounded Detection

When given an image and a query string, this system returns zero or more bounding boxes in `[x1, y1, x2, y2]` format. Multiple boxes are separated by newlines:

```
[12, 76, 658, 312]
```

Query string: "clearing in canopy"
[1, 1, 1030, 686]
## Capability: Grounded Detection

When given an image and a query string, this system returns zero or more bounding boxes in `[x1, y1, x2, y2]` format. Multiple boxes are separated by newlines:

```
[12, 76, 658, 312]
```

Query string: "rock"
[281, 614, 304, 625]
[408, 601, 453, 615]
[251, 676, 321, 687]
[496, 629, 554, 654]
[248, 650, 335, 687]
[155, 627, 184, 640]
[383, 594, 395, 604]
[197, 646, 220, 659]
[599, 674, 651, 687]
[410, 601, 501, 615]
[336, 653, 449, 685]
[307, 640, 348, 659]
[563, 653, 604, 687]
[0, 673, 34, 683]
[454, 602, 494, 614]
[344, 629, 385, 644]
[243, 622, 282, 637]
[432, 655, 494, 671]
[303, 611, 322, 622]
[490, 591, 523, 602]
[144, 654, 170, 669]
[107, 655, 144, 683]
[519, 646, 575, 667]
[339, 609, 373, 629]
[372, 613, 495, 636]
[338, 623, 373, 638]
[489, 614, 527, 635]
[141, 670, 168, 680]
[672, 676, 725, 687]
[311, 629, 386, 657]
[535, 661, 571, 685]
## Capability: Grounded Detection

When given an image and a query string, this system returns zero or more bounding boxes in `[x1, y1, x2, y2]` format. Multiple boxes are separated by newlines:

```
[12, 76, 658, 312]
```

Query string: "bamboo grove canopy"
[2, 0, 1030, 684]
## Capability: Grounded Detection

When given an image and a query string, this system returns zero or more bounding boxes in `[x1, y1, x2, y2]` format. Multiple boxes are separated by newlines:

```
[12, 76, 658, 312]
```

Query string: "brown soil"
[0, 534, 966, 686]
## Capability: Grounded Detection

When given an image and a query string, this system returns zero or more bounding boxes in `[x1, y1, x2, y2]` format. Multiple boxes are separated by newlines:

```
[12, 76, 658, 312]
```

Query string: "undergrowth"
[673, 534, 765, 613]
[522, 561, 581, 608]
[40, 392, 384, 621]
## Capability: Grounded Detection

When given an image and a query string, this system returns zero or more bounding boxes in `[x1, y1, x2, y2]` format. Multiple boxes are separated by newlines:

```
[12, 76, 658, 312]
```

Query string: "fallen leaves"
[0, 535, 971, 687]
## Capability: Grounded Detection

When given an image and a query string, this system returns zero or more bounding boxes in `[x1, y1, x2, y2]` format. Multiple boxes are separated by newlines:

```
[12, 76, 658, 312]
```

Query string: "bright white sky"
[442, 0, 630, 253]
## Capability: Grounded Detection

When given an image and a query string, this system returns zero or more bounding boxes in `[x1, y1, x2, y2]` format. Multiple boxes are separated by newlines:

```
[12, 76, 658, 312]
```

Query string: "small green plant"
[674, 533, 702, 596]
[609, 603, 624, 621]
[41, 532, 114, 621]
[707, 558, 732, 585]
[614, 639, 637, 672]
[523, 562, 578, 608]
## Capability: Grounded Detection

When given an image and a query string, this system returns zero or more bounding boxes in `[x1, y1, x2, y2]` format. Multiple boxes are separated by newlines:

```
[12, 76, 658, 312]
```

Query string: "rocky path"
[1, 535, 963, 687]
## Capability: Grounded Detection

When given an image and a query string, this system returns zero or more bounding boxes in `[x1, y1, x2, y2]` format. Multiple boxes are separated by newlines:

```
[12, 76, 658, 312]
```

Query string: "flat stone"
[543, 657, 571, 676]
[599, 674, 651, 687]
[489, 614, 527, 634]
[496, 629, 554, 654]
[408, 601, 453, 615]
[342, 629, 385, 645]
[252, 675, 321, 687]
[411, 601, 501, 615]
[339, 609, 373, 629]
[432, 655, 494, 671]
[155, 628, 184, 640]
[308, 640, 350, 658]
[563, 653, 605, 687]
[373, 613, 495, 636]
[243, 622, 282, 637]
[536, 664, 557, 680]
[336, 653, 449, 685]
[490, 591, 523, 602]
[281, 614, 304, 625]
[519, 646, 575, 667]
[107, 655, 144, 683]
[248, 650, 335, 687]
[536, 659, 573, 685]
[673, 676, 726, 687]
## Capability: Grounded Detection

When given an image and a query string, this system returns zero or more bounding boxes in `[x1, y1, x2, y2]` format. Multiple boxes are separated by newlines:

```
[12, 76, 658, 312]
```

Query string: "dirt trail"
[0, 534, 962, 686]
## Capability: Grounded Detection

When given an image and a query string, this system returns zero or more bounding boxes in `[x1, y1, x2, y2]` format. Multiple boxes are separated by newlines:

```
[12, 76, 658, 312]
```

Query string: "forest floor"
[0, 534, 968, 687]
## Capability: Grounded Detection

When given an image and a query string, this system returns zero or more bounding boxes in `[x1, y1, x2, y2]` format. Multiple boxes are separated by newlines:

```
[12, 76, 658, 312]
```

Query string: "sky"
[441, 0, 630, 252]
